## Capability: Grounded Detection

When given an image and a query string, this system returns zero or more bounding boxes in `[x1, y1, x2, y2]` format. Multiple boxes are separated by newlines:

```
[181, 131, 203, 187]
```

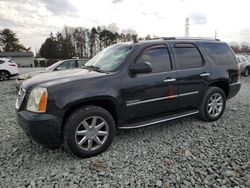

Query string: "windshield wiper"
[83, 65, 106, 73]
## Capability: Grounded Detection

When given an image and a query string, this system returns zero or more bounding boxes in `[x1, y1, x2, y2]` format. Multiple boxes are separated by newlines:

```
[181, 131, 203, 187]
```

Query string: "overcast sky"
[1, 0, 250, 52]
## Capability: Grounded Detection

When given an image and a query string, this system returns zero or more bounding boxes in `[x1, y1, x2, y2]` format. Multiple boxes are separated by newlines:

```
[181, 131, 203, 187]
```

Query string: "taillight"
[237, 64, 241, 81]
[9, 64, 16, 67]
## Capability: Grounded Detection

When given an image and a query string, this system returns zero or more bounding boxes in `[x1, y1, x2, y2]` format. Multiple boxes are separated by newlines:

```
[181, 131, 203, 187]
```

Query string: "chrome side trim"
[126, 95, 177, 106]
[119, 111, 199, 129]
[164, 78, 176, 83]
[126, 91, 199, 106]
[178, 91, 199, 97]
[229, 82, 241, 86]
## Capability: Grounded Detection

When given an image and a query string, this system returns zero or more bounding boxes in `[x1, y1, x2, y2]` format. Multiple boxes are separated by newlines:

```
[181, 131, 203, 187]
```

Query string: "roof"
[135, 37, 222, 45]
[0, 51, 34, 57]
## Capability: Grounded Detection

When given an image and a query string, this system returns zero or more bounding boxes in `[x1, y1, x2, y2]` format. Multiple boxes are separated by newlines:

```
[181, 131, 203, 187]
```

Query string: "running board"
[119, 110, 199, 129]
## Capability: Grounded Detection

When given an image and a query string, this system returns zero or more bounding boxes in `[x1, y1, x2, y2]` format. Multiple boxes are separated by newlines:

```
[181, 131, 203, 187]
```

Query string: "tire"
[199, 87, 226, 122]
[243, 67, 249, 77]
[63, 105, 116, 158]
[0, 71, 10, 81]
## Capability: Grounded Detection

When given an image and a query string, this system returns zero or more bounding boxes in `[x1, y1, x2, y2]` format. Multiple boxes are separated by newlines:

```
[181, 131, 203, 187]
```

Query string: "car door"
[173, 43, 210, 109]
[121, 44, 178, 121]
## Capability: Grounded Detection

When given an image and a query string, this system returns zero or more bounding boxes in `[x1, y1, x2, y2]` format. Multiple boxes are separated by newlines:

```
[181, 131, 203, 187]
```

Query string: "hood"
[19, 70, 45, 80]
[22, 69, 105, 91]
[27, 70, 45, 77]
[29, 70, 45, 75]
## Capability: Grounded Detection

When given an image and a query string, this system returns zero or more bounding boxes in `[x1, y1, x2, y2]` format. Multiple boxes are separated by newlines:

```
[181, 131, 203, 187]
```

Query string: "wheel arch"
[208, 80, 229, 98]
[62, 97, 119, 130]
[0, 69, 11, 75]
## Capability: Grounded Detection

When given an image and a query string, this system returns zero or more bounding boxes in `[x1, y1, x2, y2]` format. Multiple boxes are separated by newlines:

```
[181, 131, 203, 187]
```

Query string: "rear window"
[174, 43, 203, 70]
[203, 43, 236, 65]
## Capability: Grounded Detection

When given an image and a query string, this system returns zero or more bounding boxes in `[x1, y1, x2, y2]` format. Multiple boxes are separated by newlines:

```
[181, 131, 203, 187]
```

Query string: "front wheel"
[63, 105, 115, 158]
[199, 87, 226, 122]
[0, 71, 10, 81]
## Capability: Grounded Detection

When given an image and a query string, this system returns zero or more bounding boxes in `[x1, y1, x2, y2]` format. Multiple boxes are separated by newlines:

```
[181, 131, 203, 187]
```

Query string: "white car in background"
[16, 58, 89, 88]
[0, 58, 19, 81]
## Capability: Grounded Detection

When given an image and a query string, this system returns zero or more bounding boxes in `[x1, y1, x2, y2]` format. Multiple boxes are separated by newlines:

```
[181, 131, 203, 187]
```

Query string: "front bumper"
[11, 73, 19, 77]
[17, 110, 62, 146]
[228, 82, 241, 99]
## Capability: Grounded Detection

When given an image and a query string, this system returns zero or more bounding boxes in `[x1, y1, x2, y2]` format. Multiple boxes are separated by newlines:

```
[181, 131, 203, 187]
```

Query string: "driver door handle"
[200, 73, 210, 77]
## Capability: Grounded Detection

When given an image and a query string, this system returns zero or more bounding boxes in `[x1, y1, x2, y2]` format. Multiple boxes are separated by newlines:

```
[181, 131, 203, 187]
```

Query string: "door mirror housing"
[130, 62, 152, 74]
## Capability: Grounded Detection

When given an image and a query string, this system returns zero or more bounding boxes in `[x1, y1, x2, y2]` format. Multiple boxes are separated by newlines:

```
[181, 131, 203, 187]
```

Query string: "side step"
[119, 110, 199, 129]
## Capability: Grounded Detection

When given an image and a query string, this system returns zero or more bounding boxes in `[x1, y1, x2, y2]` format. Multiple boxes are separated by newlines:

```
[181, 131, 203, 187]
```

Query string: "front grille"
[15, 87, 26, 110]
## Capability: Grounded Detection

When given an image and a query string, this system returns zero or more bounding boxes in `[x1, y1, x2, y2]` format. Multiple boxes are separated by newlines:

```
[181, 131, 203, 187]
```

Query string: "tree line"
[39, 25, 152, 59]
[0, 28, 29, 52]
[230, 42, 250, 54]
[2, 27, 250, 57]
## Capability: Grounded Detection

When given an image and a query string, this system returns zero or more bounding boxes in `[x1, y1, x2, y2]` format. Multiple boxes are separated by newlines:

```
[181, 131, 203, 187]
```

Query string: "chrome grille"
[15, 87, 26, 110]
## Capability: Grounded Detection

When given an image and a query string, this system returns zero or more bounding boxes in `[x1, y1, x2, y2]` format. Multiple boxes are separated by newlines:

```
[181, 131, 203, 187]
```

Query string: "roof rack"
[160, 37, 220, 41]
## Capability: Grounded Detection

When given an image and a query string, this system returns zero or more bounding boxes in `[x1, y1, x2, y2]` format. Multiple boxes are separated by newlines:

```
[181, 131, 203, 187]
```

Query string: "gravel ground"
[0, 72, 249, 188]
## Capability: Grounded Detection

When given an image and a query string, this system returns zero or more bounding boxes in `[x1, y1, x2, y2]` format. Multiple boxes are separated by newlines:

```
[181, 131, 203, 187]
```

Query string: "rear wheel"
[0, 71, 10, 81]
[199, 87, 226, 122]
[243, 67, 249, 77]
[63, 105, 115, 158]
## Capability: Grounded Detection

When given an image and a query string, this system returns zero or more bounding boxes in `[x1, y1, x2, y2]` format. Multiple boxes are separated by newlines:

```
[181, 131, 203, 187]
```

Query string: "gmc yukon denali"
[16, 38, 241, 158]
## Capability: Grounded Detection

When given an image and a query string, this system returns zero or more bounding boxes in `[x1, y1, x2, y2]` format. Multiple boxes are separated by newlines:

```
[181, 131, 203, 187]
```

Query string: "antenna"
[185, 17, 190, 37]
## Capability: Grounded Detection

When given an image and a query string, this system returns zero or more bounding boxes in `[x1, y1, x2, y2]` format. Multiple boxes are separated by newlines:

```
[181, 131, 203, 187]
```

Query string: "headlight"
[19, 73, 30, 80]
[27, 87, 48, 113]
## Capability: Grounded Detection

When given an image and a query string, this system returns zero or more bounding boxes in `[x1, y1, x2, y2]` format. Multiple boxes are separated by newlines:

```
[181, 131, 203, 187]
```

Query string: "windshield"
[85, 44, 133, 72]
[45, 61, 63, 71]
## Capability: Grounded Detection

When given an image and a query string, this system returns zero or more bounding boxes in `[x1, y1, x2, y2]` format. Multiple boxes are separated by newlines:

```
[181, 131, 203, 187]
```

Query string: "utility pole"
[185, 17, 190, 37]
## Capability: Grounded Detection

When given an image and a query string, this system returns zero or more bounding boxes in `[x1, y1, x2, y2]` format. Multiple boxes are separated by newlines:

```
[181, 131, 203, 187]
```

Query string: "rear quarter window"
[0, 60, 4, 64]
[203, 43, 236, 65]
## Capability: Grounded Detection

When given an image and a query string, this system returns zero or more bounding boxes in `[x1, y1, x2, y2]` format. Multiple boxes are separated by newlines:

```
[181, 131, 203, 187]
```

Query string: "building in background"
[0, 52, 34, 67]
[34, 58, 48, 67]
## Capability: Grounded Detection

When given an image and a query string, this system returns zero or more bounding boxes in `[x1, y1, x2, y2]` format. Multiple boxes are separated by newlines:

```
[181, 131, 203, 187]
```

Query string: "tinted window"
[55, 60, 78, 71]
[203, 43, 236, 65]
[78, 60, 88, 67]
[9, 60, 15, 63]
[136, 46, 172, 73]
[174, 43, 203, 69]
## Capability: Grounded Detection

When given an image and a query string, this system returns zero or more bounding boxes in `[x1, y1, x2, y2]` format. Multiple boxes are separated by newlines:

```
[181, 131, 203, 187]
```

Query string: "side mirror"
[130, 62, 152, 74]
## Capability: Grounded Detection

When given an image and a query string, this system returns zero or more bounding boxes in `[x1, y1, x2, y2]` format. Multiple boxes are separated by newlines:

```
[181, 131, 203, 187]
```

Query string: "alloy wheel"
[0, 72, 9, 81]
[75, 116, 109, 151]
[207, 93, 224, 118]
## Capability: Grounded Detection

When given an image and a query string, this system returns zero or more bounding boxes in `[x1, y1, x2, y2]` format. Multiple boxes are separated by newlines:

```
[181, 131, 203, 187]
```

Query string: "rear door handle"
[164, 78, 176, 83]
[200, 73, 210, 77]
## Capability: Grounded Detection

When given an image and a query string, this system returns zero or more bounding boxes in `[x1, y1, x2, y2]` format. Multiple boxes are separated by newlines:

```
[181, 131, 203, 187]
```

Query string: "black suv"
[16, 38, 241, 158]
